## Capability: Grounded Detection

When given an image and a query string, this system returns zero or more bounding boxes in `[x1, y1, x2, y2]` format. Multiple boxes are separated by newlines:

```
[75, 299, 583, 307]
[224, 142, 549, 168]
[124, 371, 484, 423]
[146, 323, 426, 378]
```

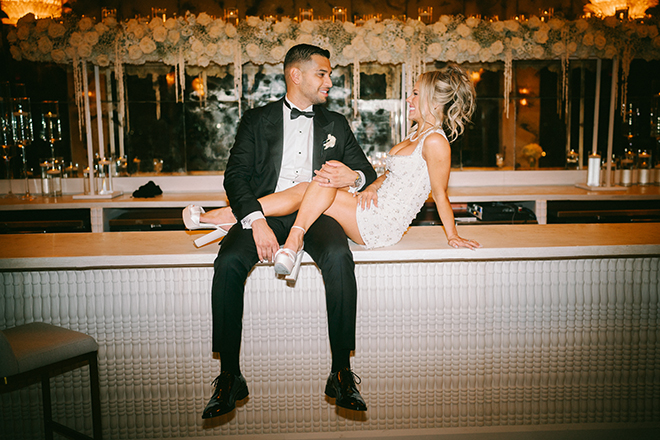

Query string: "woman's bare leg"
[282, 182, 364, 253]
[200, 183, 309, 227]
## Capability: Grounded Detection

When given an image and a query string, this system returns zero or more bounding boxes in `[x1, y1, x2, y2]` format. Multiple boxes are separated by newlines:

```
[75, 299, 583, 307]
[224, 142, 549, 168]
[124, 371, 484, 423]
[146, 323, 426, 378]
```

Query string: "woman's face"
[405, 81, 423, 124]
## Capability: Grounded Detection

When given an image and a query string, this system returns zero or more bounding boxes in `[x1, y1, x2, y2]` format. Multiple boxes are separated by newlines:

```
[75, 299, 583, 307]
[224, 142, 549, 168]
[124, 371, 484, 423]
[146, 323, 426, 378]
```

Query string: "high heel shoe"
[274, 226, 306, 280]
[182, 205, 233, 248]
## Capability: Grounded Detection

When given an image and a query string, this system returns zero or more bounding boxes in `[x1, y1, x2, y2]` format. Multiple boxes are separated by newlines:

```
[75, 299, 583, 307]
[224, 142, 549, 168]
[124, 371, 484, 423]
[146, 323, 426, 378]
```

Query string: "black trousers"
[211, 213, 358, 361]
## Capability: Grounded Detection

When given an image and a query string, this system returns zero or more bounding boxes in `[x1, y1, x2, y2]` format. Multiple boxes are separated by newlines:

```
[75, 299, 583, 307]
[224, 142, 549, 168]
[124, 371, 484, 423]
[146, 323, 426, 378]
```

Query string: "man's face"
[296, 54, 333, 107]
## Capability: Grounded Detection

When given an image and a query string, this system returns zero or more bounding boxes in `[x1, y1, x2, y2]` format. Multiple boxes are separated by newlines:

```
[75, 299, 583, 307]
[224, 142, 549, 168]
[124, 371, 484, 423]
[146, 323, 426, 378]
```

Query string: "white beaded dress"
[356, 128, 446, 249]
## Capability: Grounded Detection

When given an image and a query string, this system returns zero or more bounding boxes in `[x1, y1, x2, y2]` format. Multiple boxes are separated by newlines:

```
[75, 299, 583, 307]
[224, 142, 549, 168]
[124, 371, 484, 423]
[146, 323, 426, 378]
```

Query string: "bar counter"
[1, 224, 659, 439]
[1, 182, 659, 231]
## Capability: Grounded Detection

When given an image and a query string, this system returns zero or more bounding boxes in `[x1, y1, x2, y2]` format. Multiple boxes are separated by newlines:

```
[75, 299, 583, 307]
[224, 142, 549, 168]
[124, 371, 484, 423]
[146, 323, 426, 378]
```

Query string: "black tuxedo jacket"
[224, 98, 377, 222]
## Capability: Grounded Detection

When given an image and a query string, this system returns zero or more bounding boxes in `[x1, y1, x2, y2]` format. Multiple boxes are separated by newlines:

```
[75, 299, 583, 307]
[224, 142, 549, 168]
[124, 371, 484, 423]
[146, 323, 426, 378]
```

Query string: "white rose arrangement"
[5, 12, 658, 77]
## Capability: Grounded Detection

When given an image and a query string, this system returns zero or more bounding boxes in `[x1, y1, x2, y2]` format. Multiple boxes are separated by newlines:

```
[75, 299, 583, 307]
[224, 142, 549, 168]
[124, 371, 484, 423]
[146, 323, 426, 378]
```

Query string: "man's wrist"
[241, 211, 265, 229]
[348, 170, 365, 193]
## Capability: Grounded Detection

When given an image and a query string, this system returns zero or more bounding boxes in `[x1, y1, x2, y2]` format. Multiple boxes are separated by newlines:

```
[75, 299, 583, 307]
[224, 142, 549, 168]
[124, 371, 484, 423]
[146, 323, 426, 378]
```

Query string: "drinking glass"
[40, 101, 62, 158]
[11, 97, 35, 200]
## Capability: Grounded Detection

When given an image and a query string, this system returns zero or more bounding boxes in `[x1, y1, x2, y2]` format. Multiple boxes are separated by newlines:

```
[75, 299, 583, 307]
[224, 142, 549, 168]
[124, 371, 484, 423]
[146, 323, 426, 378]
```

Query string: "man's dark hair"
[283, 44, 330, 72]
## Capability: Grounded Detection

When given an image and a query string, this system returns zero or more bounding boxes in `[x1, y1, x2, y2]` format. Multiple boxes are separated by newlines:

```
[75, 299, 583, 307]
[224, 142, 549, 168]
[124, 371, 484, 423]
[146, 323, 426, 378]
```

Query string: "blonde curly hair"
[415, 65, 476, 142]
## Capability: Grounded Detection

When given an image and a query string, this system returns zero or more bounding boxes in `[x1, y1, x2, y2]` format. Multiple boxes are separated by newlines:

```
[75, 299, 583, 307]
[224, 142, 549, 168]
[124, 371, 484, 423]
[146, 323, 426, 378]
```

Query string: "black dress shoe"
[324, 367, 367, 411]
[202, 371, 249, 419]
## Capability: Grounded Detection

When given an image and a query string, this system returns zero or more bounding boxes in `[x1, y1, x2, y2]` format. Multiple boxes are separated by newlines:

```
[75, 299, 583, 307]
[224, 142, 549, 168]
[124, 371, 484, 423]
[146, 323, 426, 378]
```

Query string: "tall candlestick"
[591, 59, 601, 156]
[94, 66, 105, 161]
[605, 57, 618, 187]
[105, 69, 115, 157]
[82, 61, 95, 194]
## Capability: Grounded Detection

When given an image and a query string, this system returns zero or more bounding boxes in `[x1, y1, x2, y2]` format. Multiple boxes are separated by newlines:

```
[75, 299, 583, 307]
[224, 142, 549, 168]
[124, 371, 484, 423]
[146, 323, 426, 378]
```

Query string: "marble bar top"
[1, 223, 658, 271]
[0, 185, 659, 212]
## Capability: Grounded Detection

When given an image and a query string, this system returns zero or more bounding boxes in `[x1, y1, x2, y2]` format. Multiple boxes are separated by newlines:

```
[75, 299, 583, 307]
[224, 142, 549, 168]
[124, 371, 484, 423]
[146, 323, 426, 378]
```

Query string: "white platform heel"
[182, 205, 233, 247]
[274, 226, 306, 282]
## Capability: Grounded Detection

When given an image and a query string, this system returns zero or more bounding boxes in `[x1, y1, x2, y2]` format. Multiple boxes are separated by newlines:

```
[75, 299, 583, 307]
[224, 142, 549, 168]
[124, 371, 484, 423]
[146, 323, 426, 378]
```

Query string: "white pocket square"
[323, 134, 336, 150]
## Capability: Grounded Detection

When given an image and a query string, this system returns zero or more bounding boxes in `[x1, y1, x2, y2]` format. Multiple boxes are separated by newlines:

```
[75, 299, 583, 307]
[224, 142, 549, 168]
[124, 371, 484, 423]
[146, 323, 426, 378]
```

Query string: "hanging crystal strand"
[353, 56, 360, 120]
[152, 73, 161, 120]
[234, 41, 242, 118]
[174, 61, 179, 103]
[114, 39, 127, 157]
[202, 70, 207, 107]
[178, 48, 186, 103]
[123, 70, 130, 134]
[73, 54, 85, 140]
[620, 45, 634, 121]
[504, 52, 513, 118]
[562, 28, 570, 119]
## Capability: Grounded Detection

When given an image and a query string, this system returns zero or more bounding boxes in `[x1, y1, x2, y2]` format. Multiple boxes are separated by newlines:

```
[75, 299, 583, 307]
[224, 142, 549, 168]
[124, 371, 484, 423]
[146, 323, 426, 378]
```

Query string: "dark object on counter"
[132, 181, 163, 198]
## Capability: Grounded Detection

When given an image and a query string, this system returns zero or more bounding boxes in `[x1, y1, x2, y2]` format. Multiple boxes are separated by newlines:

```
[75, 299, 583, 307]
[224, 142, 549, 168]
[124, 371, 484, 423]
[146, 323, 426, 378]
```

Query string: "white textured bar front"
[1, 257, 659, 438]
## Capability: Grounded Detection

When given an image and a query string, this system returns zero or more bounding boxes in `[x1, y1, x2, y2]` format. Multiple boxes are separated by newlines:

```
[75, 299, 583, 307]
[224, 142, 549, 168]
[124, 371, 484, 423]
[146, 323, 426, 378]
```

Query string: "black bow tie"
[285, 100, 314, 119]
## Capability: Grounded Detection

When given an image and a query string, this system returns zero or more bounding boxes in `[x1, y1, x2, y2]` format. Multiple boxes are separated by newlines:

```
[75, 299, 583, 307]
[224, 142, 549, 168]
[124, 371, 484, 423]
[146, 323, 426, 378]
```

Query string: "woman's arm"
[423, 133, 481, 250]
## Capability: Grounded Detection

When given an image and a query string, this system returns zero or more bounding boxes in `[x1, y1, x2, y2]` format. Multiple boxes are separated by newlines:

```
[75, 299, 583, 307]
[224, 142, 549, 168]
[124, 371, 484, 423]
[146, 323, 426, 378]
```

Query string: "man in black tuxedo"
[202, 44, 377, 419]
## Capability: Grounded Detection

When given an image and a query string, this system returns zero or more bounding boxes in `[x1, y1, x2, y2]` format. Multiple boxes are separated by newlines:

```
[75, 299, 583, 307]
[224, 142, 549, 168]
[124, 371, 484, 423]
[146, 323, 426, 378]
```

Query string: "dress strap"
[413, 128, 447, 154]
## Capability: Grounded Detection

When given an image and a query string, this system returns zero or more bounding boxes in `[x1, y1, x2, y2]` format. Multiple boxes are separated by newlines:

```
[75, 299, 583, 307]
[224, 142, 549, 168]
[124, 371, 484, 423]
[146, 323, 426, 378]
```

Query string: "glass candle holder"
[152, 8, 166, 22]
[102, 8, 117, 19]
[40, 157, 62, 196]
[566, 149, 579, 169]
[224, 8, 239, 26]
[637, 150, 652, 185]
[11, 97, 34, 200]
[98, 157, 113, 194]
[333, 7, 347, 22]
[495, 153, 505, 168]
[418, 7, 433, 24]
[299, 8, 313, 22]
[40, 101, 62, 158]
[619, 150, 636, 186]
[39, 158, 53, 196]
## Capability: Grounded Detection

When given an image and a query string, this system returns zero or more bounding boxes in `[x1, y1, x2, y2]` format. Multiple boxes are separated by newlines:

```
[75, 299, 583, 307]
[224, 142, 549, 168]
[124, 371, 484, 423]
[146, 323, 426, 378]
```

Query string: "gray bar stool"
[1, 322, 102, 440]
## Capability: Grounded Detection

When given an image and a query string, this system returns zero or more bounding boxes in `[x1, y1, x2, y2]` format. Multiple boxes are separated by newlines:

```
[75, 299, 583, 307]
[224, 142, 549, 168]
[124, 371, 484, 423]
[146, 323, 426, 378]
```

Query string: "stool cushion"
[0, 322, 98, 377]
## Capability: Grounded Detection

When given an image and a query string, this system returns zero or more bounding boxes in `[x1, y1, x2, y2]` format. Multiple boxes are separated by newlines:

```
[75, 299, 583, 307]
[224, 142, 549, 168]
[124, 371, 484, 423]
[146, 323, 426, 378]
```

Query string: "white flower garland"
[8, 12, 660, 134]
[10, 13, 659, 68]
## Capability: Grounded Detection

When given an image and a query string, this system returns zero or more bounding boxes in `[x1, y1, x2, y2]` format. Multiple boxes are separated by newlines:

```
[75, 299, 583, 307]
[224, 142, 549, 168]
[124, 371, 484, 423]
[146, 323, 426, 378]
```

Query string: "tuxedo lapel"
[263, 100, 284, 181]
[313, 109, 335, 171]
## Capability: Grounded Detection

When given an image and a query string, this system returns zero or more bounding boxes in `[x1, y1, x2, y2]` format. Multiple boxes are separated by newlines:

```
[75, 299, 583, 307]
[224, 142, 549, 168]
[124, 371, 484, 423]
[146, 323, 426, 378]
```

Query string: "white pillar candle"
[587, 154, 601, 187]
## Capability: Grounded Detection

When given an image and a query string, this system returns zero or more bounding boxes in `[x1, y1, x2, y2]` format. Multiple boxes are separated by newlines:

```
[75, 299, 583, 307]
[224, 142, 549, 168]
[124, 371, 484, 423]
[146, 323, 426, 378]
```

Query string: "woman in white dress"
[189, 65, 481, 274]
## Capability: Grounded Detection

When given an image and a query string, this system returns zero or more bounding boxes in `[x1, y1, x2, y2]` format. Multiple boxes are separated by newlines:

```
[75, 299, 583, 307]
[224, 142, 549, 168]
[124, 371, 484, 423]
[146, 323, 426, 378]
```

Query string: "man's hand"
[251, 218, 279, 262]
[313, 160, 358, 188]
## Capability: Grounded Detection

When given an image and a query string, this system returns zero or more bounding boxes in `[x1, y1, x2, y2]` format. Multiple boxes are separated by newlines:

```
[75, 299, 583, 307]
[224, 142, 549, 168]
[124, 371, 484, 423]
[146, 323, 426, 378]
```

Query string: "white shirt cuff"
[241, 211, 265, 229]
[348, 170, 366, 194]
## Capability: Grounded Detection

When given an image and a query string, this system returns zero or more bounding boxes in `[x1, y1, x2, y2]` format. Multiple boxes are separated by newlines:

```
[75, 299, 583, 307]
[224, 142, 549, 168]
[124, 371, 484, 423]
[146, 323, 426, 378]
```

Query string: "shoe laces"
[211, 371, 233, 388]
[339, 368, 362, 386]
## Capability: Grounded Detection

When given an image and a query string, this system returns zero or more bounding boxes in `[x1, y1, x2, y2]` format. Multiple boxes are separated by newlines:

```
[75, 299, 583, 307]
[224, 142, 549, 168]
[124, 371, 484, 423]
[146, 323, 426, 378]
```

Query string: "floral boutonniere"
[323, 134, 336, 150]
